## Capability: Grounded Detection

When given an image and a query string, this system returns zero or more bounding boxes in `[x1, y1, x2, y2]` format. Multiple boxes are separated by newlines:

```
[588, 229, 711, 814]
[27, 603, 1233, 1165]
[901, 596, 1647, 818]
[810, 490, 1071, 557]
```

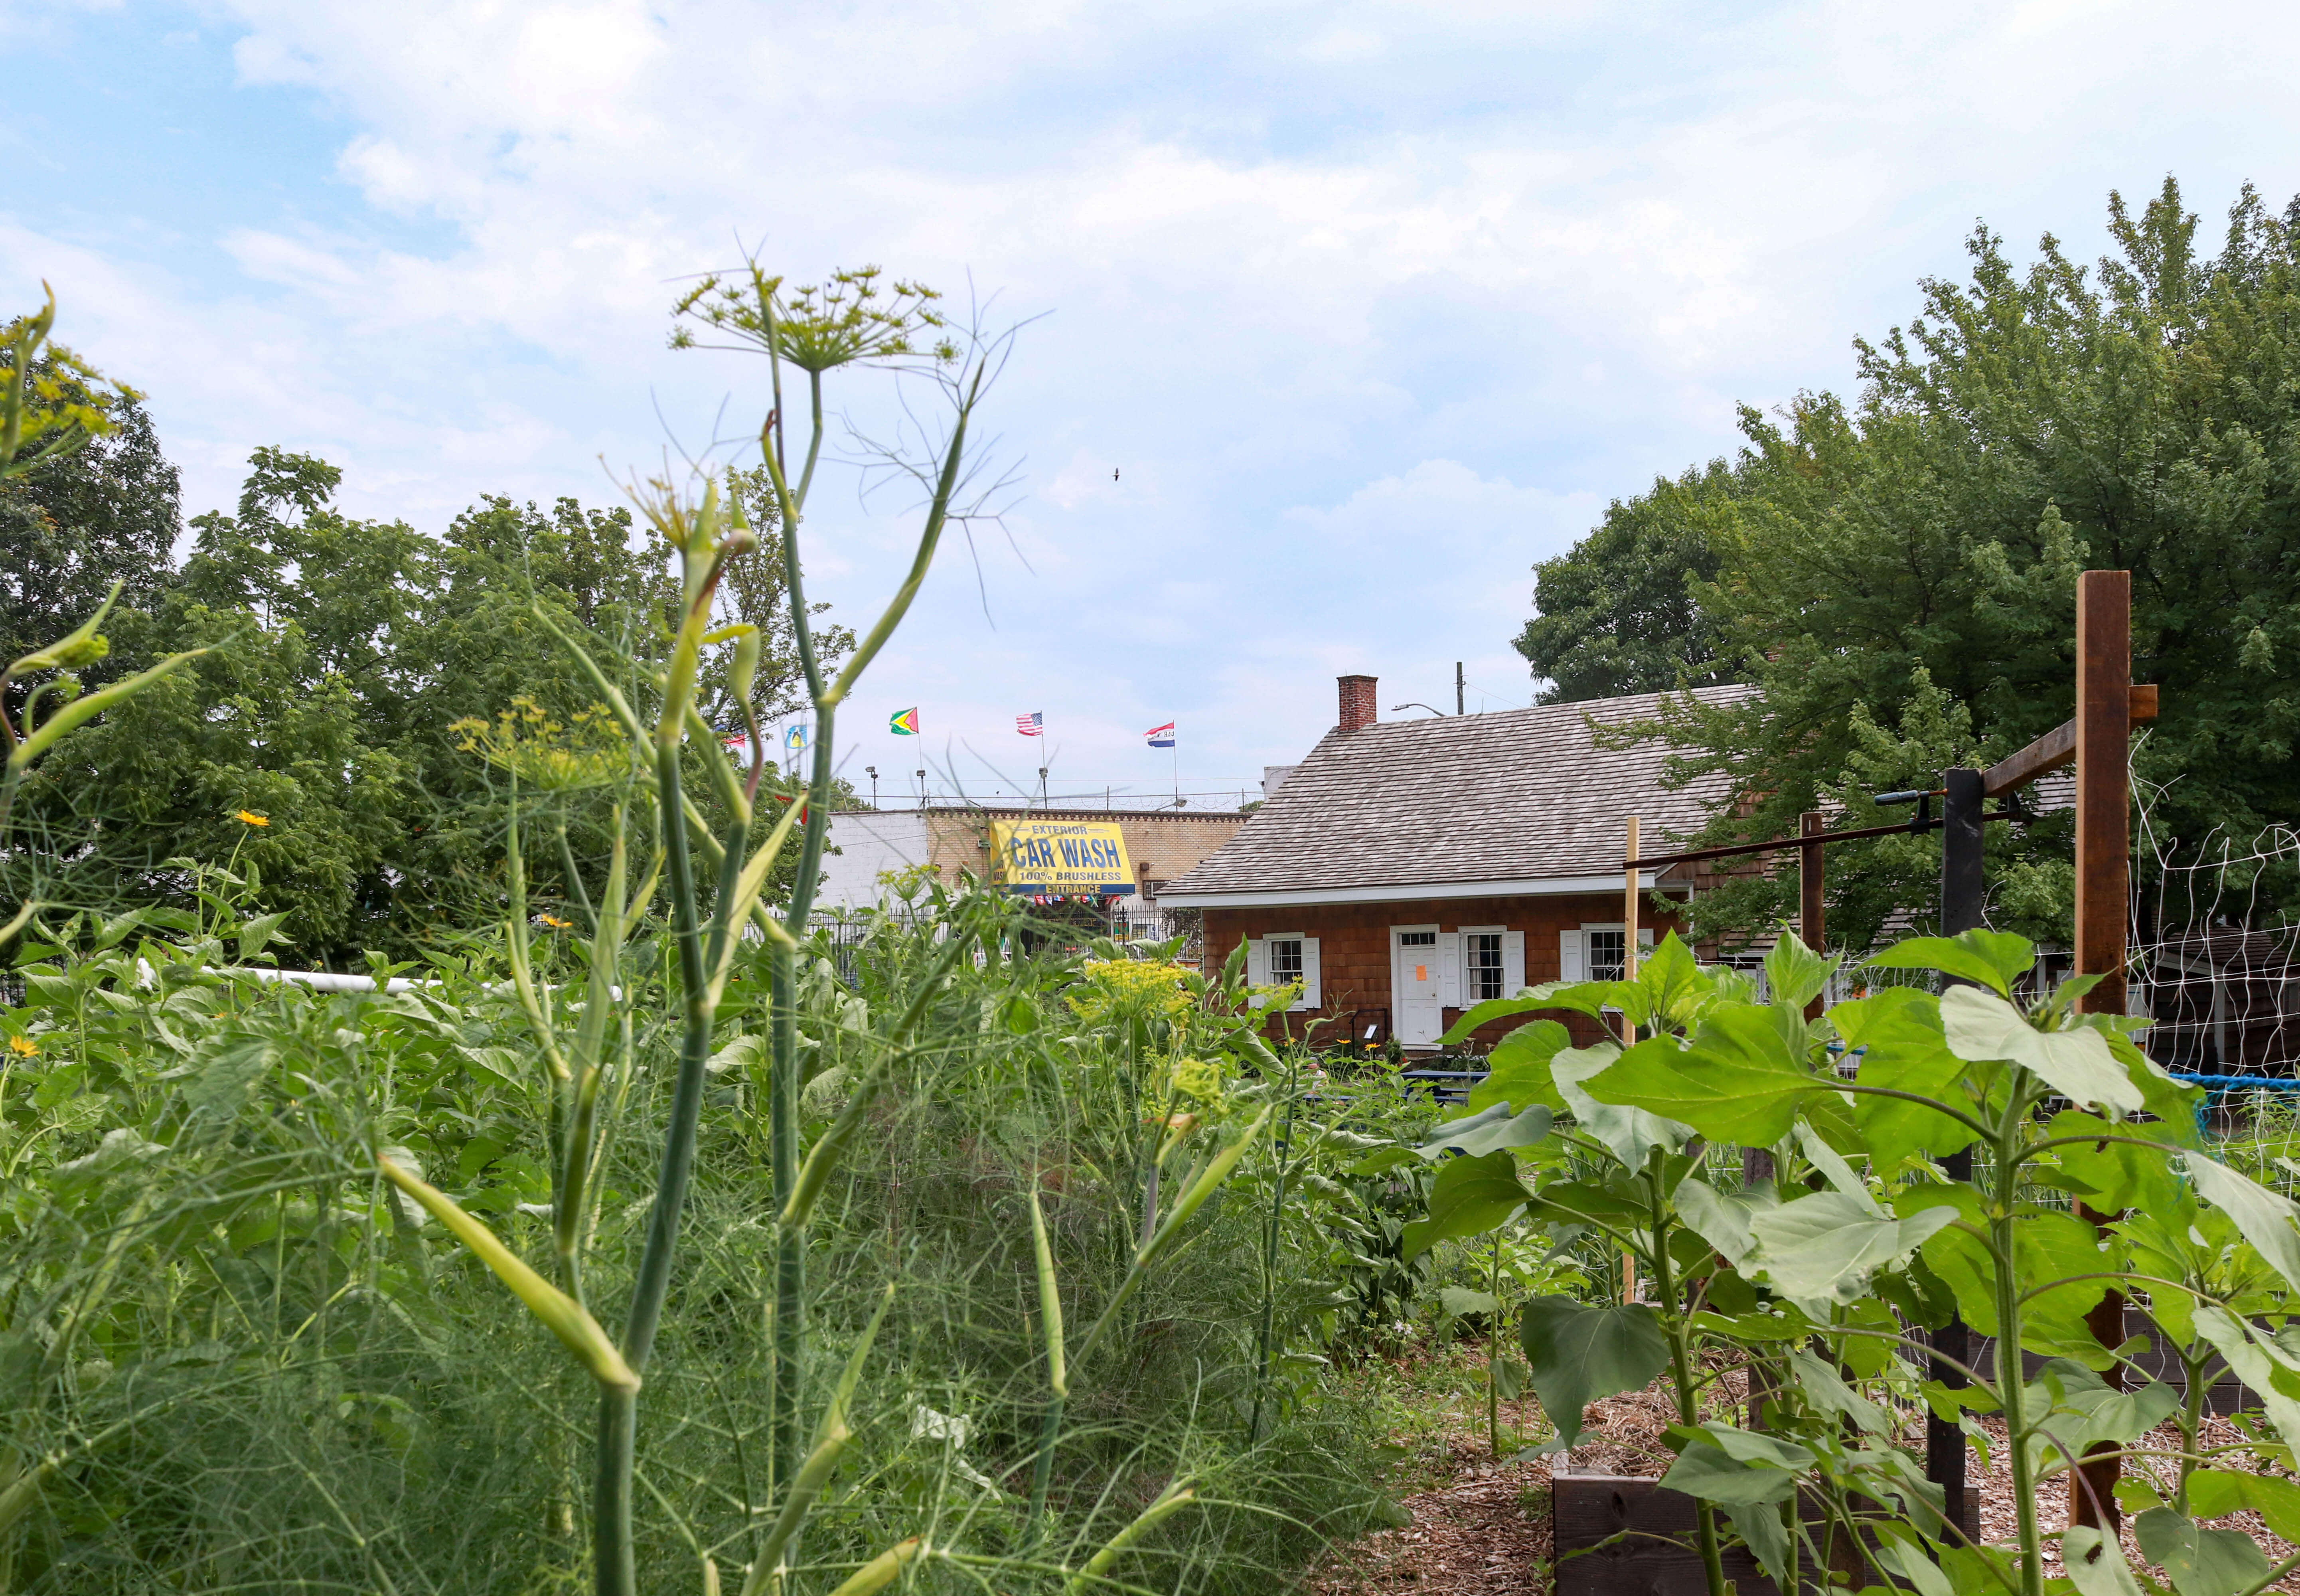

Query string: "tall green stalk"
[1645, 1151, 1729, 1596]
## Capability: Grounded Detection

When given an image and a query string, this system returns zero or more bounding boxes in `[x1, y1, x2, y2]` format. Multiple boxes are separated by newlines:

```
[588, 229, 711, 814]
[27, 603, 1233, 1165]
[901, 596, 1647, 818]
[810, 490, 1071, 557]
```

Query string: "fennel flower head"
[1068, 959, 1194, 1026]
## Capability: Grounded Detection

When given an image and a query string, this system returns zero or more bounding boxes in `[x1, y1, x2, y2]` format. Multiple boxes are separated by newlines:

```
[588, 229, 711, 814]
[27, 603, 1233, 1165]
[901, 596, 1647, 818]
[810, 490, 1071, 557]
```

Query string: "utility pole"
[865, 765, 879, 810]
[1456, 661, 1465, 716]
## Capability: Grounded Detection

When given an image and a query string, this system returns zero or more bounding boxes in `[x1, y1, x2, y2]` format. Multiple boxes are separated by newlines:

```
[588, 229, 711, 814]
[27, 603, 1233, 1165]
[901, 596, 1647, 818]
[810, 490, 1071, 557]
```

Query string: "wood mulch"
[1309, 1373, 2300, 1594]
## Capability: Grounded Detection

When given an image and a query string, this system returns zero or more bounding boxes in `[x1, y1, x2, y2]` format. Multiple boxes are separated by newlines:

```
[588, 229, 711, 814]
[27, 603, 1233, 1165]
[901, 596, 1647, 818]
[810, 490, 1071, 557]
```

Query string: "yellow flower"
[538, 913, 573, 931]
[8, 1034, 36, 1057]
[236, 810, 270, 827]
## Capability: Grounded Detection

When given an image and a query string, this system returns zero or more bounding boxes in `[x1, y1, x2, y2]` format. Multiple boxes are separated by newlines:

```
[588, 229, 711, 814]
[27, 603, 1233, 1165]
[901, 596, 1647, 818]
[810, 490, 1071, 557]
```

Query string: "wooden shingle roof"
[1161, 686, 1753, 903]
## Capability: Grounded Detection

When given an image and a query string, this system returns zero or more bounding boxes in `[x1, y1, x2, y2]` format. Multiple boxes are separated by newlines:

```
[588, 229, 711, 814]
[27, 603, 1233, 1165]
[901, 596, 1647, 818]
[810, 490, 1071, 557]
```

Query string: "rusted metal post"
[1800, 810, 1826, 1019]
[2069, 569, 2133, 1533]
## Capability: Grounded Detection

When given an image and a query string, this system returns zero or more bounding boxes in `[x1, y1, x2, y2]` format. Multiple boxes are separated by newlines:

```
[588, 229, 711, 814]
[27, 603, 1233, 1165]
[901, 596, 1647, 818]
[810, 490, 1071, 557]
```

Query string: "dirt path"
[1309, 1375, 2300, 1595]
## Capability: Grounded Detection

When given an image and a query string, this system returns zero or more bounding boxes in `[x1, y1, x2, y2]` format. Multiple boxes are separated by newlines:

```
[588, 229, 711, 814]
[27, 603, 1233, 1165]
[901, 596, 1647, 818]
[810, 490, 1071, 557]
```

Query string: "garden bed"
[1312, 1371, 2300, 1596]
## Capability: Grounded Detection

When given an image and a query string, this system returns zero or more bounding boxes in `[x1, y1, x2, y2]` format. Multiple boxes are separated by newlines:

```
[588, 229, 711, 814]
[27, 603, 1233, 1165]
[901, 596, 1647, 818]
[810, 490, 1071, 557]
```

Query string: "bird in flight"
[1112, 468, 1119, 481]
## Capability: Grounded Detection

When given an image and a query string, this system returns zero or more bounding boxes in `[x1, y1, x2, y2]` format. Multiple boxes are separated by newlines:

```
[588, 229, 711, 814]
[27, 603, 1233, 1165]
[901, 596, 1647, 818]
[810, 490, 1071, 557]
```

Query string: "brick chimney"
[1338, 674, 1378, 733]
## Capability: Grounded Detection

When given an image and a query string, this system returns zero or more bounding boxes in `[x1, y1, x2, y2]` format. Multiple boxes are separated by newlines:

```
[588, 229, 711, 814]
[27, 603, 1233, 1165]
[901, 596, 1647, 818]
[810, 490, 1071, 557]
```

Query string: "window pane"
[1467, 932, 1504, 1002]
[1586, 929, 1625, 983]
[1269, 938, 1303, 983]
[1399, 930, 1436, 946]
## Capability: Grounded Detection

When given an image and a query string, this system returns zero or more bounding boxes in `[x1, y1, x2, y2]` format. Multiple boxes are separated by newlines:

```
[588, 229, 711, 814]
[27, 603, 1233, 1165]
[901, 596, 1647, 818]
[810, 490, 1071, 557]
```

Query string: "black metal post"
[1928, 766, 1983, 1543]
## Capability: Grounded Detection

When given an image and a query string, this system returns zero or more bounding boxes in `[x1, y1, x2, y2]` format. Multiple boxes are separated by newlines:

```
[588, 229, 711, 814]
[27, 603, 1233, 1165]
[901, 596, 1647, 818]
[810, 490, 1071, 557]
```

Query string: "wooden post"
[1929, 768, 1986, 1544]
[2070, 569, 2133, 1533]
[1800, 810, 1826, 1019]
[1624, 816, 1642, 983]
[2075, 570, 2132, 1016]
[1623, 814, 1642, 1306]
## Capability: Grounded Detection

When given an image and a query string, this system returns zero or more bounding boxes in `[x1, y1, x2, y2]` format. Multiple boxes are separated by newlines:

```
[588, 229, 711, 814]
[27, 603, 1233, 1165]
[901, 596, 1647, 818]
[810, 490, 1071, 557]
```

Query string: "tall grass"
[0, 879, 1455, 1593]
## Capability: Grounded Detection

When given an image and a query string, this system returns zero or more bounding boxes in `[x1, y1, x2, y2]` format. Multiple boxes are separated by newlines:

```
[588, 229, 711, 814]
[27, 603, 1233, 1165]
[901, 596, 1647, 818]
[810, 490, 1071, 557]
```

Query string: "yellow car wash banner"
[990, 818, 1133, 897]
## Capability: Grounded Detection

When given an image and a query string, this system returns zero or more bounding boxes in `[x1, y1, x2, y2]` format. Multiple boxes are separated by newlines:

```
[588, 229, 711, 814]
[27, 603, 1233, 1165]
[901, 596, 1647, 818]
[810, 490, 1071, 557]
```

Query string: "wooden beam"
[1982, 683, 2157, 798]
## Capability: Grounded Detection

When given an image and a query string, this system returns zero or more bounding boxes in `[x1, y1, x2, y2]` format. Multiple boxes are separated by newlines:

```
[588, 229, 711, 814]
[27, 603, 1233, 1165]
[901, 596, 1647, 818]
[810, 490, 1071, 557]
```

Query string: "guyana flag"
[890, 707, 920, 735]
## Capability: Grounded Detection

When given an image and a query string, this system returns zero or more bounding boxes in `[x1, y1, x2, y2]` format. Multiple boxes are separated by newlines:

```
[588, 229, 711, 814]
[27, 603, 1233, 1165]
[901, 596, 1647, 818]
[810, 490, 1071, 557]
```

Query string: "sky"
[6, 0, 2298, 809]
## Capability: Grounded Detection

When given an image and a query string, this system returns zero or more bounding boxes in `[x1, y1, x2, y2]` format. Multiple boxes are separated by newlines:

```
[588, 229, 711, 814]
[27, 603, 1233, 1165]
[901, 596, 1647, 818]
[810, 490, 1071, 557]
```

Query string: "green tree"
[0, 389, 180, 685]
[1539, 179, 2300, 949]
[15, 442, 847, 959]
[1514, 458, 1742, 703]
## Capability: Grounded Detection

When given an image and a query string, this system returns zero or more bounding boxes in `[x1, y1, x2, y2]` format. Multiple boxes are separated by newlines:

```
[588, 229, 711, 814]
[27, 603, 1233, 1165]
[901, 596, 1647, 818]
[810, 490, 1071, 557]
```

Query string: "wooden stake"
[2070, 569, 2134, 1533]
[1623, 816, 1641, 981]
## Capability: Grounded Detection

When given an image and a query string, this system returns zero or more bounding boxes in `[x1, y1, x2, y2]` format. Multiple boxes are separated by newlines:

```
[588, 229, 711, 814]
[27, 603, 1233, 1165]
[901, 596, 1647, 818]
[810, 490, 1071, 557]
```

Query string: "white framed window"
[1462, 927, 1506, 1004]
[1562, 924, 1654, 984]
[1246, 932, 1320, 1011]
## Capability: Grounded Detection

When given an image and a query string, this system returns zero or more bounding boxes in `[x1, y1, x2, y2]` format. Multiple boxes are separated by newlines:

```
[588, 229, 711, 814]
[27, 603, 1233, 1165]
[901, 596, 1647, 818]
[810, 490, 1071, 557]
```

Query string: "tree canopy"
[1520, 178, 2300, 950]
[8, 439, 848, 960]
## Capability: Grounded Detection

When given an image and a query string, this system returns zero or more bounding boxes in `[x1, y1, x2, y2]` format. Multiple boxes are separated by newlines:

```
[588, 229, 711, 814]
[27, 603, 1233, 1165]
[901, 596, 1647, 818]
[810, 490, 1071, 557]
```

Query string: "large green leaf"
[2025, 1359, 2180, 1467]
[1835, 986, 1975, 1167]
[1400, 1151, 1530, 1262]
[2191, 1306, 2300, 1449]
[1552, 1043, 1688, 1167]
[1417, 1102, 1553, 1161]
[2064, 1526, 2148, 1596]
[1657, 1434, 1808, 1506]
[1441, 992, 1565, 1045]
[1673, 1177, 1773, 1270]
[1635, 932, 1709, 1033]
[2184, 1153, 2300, 1292]
[1722, 1500, 1792, 1585]
[2047, 1111, 2182, 1214]
[1763, 929, 1835, 1013]
[1745, 1191, 1956, 1306]
[1785, 1349, 1891, 1433]
[1465, 1020, 1571, 1114]
[1517, 1296, 1669, 1448]
[2134, 1508, 2272, 1596]
[2079, 1021, 2205, 1147]
[1864, 929, 2035, 998]
[1941, 986, 2142, 1114]
[1580, 1006, 1817, 1146]
[2187, 1468, 2300, 1543]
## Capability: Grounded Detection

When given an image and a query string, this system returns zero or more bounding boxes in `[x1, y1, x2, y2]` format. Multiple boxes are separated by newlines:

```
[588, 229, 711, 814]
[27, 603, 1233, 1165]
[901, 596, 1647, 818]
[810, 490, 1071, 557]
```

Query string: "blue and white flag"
[1144, 721, 1177, 749]
[783, 724, 809, 758]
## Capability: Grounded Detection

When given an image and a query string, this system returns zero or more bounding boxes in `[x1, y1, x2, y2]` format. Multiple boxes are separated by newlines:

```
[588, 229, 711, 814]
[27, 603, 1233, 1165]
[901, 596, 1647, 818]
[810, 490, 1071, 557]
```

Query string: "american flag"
[1015, 711, 1044, 737]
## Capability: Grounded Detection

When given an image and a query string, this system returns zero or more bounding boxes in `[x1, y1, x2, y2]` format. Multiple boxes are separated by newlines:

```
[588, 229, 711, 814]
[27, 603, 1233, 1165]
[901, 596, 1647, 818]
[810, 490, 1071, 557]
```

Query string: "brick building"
[1159, 675, 1751, 1050]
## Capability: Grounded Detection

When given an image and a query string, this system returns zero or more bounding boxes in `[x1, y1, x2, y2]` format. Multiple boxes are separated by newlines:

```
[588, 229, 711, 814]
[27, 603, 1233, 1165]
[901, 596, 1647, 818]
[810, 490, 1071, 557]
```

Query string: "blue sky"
[7, 0, 2298, 806]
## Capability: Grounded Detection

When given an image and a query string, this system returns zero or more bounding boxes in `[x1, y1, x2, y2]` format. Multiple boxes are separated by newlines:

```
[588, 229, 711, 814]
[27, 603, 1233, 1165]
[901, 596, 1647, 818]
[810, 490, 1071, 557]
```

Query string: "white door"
[1393, 926, 1443, 1046]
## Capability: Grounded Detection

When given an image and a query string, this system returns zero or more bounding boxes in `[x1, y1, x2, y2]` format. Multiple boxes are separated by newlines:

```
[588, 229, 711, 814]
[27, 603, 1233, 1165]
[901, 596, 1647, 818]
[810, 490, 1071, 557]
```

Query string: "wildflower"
[538, 913, 573, 931]
[236, 810, 270, 827]
[7, 1034, 36, 1057]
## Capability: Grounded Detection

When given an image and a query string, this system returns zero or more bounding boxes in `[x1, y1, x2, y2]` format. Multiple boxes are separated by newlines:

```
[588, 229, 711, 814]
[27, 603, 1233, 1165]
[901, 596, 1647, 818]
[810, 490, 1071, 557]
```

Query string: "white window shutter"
[1502, 930, 1525, 996]
[1437, 932, 1460, 1008]
[1560, 929, 1585, 983]
[1298, 938, 1321, 1010]
[1639, 927, 1656, 948]
[1246, 937, 1268, 987]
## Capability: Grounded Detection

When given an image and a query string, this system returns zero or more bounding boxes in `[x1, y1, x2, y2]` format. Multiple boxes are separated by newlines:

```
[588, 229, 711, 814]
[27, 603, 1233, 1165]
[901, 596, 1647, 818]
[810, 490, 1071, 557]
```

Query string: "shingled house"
[1158, 674, 1751, 1049]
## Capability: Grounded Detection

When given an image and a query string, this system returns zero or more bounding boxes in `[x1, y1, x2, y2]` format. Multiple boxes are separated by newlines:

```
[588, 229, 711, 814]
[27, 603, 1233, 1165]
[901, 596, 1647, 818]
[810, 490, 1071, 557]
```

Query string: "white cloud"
[6, 0, 2299, 786]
